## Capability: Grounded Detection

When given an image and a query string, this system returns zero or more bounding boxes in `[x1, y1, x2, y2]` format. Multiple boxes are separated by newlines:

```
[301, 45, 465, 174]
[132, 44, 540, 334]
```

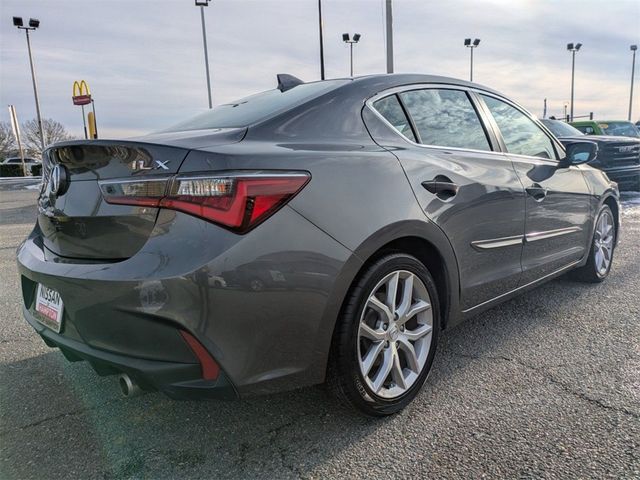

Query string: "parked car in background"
[0, 157, 41, 177]
[571, 120, 640, 138]
[542, 119, 640, 191]
[17, 74, 620, 416]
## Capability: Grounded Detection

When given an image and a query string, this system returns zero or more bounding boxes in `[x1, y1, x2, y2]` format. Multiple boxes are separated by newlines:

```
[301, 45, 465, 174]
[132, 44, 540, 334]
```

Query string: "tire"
[327, 253, 440, 416]
[571, 205, 616, 283]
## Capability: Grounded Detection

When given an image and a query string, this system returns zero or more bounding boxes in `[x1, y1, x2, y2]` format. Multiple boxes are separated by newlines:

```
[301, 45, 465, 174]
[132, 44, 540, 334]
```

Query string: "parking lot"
[0, 179, 638, 479]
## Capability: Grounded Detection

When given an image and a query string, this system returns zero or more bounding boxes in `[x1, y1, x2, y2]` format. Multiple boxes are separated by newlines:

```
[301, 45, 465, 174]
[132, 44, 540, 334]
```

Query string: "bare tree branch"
[0, 121, 18, 160]
[21, 118, 75, 159]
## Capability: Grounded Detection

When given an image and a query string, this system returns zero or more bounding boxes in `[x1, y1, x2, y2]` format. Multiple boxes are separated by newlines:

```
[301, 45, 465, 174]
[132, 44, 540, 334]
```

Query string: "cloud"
[1, 0, 638, 140]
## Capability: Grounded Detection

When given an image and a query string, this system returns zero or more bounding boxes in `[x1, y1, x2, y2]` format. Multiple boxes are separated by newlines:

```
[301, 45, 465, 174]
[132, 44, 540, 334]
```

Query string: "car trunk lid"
[37, 129, 246, 261]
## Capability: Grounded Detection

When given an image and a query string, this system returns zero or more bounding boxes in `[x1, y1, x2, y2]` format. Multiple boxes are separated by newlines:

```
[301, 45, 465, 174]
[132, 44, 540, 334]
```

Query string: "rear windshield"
[163, 80, 349, 132]
[599, 121, 640, 137]
[541, 119, 584, 137]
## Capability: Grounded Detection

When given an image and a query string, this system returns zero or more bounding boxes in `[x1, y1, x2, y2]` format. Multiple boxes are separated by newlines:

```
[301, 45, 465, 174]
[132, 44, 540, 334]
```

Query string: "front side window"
[373, 95, 416, 142]
[482, 95, 557, 159]
[398, 89, 491, 151]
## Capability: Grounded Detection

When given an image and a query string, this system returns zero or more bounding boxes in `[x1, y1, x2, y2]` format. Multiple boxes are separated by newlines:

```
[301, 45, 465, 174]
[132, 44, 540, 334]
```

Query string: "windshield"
[163, 80, 349, 132]
[599, 121, 640, 137]
[541, 119, 584, 137]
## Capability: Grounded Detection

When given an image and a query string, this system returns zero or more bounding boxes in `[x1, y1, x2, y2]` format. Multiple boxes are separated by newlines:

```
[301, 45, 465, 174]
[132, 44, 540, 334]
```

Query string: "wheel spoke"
[361, 341, 385, 376]
[385, 272, 400, 314]
[399, 299, 431, 325]
[371, 348, 393, 393]
[397, 337, 419, 372]
[403, 324, 432, 341]
[359, 323, 385, 341]
[397, 274, 414, 318]
[367, 296, 392, 321]
[391, 347, 407, 389]
[595, 249, 603, 270]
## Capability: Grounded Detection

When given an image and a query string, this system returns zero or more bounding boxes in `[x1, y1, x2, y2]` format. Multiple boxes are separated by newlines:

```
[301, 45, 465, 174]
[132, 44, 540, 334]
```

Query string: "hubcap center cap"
[388, 324, 399, 341]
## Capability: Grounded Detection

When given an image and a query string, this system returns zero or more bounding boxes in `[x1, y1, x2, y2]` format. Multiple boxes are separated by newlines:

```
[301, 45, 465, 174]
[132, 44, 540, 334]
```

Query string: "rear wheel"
[572, 205, 616, 283]
[328, 253, 439, 416]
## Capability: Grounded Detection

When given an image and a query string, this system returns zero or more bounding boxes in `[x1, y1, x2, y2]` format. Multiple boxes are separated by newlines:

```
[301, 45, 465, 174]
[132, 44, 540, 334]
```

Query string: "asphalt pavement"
[1, 179, 638, 479]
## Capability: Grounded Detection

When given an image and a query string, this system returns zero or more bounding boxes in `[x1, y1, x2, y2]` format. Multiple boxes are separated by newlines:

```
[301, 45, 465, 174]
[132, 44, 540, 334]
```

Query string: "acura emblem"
[50, 164, 69, 197]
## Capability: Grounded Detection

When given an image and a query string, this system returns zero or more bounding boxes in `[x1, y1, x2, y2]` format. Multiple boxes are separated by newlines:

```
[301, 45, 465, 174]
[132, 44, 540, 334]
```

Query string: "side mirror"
[561, 140, 598, 166]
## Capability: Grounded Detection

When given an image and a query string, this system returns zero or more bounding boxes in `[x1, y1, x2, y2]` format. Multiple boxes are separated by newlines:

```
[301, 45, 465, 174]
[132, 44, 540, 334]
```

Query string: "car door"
[367, 87, 526, 311]
[478, 94, 592, 285]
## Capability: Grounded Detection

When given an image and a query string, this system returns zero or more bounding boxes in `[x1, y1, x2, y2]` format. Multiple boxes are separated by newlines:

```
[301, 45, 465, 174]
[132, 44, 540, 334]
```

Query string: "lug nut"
[383, 324, 388, 331]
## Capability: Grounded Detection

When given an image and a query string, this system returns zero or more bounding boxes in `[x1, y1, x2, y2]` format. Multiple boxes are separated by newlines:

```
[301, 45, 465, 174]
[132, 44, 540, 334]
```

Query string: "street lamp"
[342, 33, 361, 77]
[629, 44, 637, 121]
[464, 38, 481, 82]
[567, 42, 582, 122]
[12, 16, 45, 154]
[194, 0, 213, 108]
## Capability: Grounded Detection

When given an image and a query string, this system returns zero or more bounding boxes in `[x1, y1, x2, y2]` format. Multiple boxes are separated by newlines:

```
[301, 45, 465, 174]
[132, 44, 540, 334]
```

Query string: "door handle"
[526, 183, 548, 201]
[422, 178, 459, 199]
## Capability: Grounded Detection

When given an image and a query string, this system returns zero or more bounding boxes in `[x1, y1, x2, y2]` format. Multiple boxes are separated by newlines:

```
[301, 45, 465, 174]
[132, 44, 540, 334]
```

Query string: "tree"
[0, 121, 17, 161]
[21, 118, 74, 159]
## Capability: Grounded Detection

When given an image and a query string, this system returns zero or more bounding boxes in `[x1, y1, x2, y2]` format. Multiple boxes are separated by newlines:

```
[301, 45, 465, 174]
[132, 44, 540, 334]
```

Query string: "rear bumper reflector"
[179, 330, 220, 381]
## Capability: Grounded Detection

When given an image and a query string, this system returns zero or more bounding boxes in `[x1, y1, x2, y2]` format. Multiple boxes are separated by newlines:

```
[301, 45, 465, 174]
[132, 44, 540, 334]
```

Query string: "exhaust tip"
[118, 373, 142, 397]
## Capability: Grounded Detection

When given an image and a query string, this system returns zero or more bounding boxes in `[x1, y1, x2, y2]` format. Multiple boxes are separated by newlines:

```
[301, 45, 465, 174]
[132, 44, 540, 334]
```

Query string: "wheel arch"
[313, 220, 462, 383]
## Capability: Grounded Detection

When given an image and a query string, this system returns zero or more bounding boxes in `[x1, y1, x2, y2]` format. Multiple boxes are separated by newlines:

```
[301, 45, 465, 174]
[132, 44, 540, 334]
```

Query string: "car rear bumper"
[23, 305, 237, 399]
[17, 207, 354, 398]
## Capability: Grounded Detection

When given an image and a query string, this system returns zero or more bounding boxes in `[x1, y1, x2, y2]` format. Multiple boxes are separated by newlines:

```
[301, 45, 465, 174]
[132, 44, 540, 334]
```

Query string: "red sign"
[72, 94, 92, 106]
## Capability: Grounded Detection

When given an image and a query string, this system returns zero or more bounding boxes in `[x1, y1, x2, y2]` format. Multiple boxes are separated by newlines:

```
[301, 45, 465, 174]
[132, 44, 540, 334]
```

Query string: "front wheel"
[327, 253, 440, 416]
[571, 205, 616, 283]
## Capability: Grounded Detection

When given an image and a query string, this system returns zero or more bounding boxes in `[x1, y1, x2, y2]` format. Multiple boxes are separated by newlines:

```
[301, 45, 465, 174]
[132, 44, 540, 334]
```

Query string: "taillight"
[100, 171, 310, 233]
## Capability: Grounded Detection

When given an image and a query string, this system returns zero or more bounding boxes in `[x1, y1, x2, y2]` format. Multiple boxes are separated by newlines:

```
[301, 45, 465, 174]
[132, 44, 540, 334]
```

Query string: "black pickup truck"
[541, 118, 640, 191]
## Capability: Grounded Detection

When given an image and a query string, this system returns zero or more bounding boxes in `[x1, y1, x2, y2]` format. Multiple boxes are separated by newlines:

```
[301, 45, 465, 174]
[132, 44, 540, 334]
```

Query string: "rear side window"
[398, 89, 491, 151]
[482, 95, 557, 159]
[373, 95, 416, 142]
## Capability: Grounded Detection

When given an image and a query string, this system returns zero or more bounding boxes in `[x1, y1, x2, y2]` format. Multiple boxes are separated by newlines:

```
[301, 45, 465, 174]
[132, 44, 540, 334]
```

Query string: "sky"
[1, 0, 639, 139]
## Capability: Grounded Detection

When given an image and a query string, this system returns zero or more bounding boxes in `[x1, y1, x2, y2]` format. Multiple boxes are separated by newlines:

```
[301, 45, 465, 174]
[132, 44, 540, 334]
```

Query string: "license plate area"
[35, 283, 64, 333]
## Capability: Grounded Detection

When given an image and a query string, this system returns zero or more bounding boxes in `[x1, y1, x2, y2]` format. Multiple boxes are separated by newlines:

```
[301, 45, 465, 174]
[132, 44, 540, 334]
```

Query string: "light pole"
[629, 44, 637, 121]
[342, 33, 361, 77]
[464, 38, 480, 82]
[195, 0, 213, 108]
[567, 42, 582, 122]
[318, 0, 325, 80]
[12, 16, 45, 154]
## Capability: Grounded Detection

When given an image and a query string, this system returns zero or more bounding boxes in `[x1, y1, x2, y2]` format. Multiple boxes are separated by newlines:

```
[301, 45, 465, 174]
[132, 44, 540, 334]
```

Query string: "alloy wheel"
[594, 210, 614, 276]
[357, 270, 433, 399]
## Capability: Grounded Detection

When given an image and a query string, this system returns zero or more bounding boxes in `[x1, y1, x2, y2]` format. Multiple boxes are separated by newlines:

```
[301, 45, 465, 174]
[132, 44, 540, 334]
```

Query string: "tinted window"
[482, 95, 556, 159]
[163, 80, 349, 132]
[373, 95, 416, 142]
[398, 89, 491, 151]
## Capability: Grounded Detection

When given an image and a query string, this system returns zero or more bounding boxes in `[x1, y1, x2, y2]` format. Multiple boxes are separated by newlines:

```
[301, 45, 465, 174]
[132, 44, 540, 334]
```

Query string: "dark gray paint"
[17, 74, 620, 397]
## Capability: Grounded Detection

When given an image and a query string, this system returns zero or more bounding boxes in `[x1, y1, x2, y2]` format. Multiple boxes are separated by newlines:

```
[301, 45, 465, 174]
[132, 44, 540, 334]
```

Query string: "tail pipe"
[118, 373, 142, 397]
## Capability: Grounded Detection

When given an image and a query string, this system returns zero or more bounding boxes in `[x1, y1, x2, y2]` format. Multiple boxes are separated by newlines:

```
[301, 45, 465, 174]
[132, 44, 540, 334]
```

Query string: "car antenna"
[277, 74, 304, 92]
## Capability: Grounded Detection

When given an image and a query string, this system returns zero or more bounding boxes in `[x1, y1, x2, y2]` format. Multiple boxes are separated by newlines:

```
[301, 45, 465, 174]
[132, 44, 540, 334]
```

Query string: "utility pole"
[567, 42, 582, 122]
[629, 45, 637, 121]
[464, 38, 481, 82]
[318, 0, 325, 80]
[195, 0, 213, 108]
[342, 33, 361, 77]
[385, 0, 394, 73]
[13, 17, 45, 154]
